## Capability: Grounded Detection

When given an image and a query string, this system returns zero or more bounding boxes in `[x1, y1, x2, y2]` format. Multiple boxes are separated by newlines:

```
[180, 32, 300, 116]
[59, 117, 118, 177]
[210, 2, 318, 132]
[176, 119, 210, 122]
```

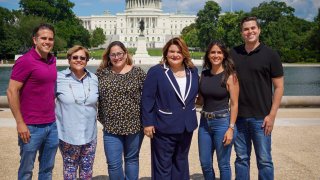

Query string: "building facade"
[79, 0, 196, 48]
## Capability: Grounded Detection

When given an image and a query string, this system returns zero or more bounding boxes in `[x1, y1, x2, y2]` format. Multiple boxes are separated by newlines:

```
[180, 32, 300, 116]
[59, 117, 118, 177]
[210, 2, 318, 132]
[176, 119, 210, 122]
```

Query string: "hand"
[144, 126, 155, 139]
[17, 122, 30, 143]
[223, 128, 234, 146]
[262, 114, 275, 136]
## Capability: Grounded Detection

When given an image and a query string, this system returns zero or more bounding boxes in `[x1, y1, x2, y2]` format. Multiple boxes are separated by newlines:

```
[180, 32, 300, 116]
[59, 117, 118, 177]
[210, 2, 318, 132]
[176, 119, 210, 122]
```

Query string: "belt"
[200, 110, 229, 119]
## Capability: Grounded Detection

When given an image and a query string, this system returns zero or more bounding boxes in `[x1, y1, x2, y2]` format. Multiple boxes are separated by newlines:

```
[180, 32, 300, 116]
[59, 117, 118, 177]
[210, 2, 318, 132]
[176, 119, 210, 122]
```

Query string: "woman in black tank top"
[196, 40, 239, 180]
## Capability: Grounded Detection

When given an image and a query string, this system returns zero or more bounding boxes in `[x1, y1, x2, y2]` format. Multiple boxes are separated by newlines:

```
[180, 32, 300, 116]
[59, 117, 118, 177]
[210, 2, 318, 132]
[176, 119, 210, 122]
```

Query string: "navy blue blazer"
[142, 64, 199, 134]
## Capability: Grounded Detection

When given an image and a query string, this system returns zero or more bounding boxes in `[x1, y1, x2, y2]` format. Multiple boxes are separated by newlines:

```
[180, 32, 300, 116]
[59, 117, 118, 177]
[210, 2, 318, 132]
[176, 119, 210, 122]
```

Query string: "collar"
[240, 43, 264, 55]
[162, 63, 189, 71]
[163, 63, 192, 105]
[163, 63, 169, 70]
[62, 67, 91, 78]
[30, 47, 55, 64]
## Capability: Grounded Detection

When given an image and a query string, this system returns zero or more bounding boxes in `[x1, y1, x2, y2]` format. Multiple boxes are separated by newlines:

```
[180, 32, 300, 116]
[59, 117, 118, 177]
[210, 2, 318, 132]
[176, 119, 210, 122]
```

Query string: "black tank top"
[199, 69, 229, 112]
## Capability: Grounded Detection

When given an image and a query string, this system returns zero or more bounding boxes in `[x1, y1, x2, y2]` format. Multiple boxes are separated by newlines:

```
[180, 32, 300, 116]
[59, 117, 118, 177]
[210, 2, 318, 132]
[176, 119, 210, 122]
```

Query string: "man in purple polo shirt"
[7, 23, 59, 180]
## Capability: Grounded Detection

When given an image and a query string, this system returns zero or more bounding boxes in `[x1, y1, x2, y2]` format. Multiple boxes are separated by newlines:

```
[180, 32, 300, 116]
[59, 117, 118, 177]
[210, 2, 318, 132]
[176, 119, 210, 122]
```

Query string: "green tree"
[249, 1, 314, 62]
[90, 27, 106, 47]
[181, 23, 199, 48]
[251, 0, 294, 27]
[0, 7, 20, 59]
[196, 1, 221, 50]
[19, 0, 91, 48]
[308, 8, 320, 62]
[53, 35, 67, 52]
[217, 11, 245, 48]
[19, 0, 75, 23]
[15, 15, 49, 53]
[55, 19, 90, 48]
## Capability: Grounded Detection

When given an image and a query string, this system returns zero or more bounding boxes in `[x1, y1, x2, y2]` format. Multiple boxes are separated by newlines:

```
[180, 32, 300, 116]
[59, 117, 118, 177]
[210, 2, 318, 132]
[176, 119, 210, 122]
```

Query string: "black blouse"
[96, 66, 146, 135]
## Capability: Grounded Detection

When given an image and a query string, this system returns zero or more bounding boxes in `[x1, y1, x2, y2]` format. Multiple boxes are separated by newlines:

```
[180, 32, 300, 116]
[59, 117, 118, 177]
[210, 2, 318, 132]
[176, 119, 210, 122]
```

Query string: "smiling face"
[241, 20, 261, 45]
[208, 45, 224, 67]
[166, 44, 184, 68]
[32, 28, 54, 59]
[109, 45, 127, 69]
[68, 50, 88, 73]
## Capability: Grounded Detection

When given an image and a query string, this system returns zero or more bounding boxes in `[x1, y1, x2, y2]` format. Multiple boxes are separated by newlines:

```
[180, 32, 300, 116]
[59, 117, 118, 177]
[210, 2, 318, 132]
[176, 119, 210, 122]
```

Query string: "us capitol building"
[79, 0, 196, 48]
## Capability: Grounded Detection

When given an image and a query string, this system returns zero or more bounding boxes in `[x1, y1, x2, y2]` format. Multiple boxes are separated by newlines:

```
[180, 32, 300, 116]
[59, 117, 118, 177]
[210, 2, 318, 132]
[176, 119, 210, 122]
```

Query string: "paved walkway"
[0, 108, 320, 179]
[1, 108, 319, 127]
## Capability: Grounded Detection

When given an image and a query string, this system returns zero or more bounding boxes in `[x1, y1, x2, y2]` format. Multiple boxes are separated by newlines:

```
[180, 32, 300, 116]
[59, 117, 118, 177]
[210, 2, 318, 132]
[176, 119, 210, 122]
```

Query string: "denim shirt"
[55, 68, 99, 145]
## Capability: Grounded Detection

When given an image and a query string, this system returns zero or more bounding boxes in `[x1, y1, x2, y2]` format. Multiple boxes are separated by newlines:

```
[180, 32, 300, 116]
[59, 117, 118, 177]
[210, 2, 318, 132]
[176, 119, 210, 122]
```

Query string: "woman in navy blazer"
[142, 37, 199, 180]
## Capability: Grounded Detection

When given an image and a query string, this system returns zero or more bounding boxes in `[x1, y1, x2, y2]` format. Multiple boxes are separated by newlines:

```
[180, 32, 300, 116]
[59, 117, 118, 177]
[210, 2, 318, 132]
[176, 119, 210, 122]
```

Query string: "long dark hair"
[203, 40, 237, 85]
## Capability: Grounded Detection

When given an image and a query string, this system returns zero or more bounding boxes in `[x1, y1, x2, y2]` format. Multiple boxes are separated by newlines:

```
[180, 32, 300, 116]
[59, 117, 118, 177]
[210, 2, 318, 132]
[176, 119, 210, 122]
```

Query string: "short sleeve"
[137, 66, 147, 82]
[10, 57, 32, 83]
[270, 51, 284, 78]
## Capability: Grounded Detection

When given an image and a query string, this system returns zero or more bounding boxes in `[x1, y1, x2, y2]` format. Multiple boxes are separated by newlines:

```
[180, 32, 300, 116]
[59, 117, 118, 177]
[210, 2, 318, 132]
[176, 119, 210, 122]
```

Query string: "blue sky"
[0, 0, 319, 21]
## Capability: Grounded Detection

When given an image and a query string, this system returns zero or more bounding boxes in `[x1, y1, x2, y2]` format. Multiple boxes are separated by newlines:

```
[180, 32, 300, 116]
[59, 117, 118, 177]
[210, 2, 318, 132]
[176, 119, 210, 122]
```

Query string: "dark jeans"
[234, 117, 274, 180]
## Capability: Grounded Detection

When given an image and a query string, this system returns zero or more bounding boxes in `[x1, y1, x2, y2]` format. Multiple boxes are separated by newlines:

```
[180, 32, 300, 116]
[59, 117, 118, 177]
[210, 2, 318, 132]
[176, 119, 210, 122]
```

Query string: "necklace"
[172, 67, 186, 78]
[69, 78, 91, 105]
[174, 71, 186, 78]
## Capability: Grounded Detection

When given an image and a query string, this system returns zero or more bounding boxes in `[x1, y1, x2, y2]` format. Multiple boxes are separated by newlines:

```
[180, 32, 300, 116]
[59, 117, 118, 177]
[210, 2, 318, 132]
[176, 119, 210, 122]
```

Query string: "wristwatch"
[229, 123, 235, 130]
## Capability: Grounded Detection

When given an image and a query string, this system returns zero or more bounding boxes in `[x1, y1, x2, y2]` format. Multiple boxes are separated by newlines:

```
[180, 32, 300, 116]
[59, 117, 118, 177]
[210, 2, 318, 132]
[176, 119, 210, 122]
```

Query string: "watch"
[229, 123, 235, 130]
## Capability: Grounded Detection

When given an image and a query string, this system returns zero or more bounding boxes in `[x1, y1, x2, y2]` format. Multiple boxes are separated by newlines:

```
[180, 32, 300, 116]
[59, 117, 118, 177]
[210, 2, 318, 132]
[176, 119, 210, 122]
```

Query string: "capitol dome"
[125, 0, 162, 12]
[80, 0, 195, 48]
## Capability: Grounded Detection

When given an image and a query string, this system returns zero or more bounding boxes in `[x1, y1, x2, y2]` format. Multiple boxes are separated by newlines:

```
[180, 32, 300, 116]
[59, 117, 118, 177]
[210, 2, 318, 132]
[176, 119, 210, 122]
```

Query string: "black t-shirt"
[230, 43, 283, 118]
[199, 69, 229, 112]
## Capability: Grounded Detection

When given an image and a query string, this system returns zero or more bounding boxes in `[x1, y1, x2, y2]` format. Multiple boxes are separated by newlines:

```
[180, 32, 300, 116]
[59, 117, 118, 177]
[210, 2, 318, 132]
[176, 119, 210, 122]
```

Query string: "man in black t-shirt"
[230, 16, 284, 180]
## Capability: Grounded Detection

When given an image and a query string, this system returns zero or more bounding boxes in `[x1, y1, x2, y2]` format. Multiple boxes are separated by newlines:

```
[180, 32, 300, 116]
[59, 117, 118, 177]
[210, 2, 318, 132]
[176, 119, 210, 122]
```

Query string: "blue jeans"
[198, 110, 236, 180]
[234, 117, 273, 180]
[103, 131, 144, 180]
[18, 122, 59, 180]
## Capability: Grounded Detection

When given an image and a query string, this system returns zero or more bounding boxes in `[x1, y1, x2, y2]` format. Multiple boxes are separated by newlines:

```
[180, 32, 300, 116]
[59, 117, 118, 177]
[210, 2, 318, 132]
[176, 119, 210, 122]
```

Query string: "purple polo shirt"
[10, 47, 57, 125]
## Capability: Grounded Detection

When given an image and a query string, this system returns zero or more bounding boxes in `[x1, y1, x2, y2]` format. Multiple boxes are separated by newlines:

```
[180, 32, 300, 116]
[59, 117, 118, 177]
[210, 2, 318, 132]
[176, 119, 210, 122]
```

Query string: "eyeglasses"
[109, 52, 125, 59]
[71, 55, 87, 61]
[69, 82, 91, 105]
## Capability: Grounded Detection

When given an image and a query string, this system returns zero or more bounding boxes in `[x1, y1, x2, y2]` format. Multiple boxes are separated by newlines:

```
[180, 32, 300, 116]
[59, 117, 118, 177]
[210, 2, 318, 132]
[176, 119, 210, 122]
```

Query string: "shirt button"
[182, 107, 185, 109]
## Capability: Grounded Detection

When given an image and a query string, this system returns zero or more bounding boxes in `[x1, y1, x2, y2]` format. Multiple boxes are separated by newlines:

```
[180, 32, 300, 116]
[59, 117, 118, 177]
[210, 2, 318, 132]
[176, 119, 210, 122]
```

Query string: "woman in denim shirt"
[197, 40, 239, 180]
[55, 45, 99, 179]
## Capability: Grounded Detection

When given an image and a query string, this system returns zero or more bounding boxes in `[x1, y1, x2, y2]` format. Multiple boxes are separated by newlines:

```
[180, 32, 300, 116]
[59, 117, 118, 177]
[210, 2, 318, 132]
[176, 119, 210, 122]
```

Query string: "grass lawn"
[57, 48, 205, 59]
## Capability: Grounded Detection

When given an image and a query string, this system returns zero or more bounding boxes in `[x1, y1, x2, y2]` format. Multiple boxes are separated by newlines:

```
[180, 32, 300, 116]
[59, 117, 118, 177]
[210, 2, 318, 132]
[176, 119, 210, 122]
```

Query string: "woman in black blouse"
[96, 41, 146, 180]
[197, 40, 239, 180]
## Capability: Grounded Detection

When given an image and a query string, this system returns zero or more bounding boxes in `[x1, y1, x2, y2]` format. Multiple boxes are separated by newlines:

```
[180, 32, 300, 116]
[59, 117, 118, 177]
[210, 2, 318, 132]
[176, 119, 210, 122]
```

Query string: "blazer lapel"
[163, 64, 185, 106]
[184, 68, 192, 102]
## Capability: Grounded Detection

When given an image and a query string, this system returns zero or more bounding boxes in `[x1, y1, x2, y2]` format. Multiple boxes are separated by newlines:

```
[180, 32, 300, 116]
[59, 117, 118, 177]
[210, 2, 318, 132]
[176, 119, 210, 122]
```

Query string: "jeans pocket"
[27, 125, 36, 134]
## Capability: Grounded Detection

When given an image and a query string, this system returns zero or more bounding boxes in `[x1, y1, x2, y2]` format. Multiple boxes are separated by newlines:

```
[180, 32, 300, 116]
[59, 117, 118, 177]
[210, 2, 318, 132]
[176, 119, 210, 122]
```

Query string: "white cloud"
[313, 0, 320, 7]
[162, 0, 206, 14]
[280, 0, 318, 20]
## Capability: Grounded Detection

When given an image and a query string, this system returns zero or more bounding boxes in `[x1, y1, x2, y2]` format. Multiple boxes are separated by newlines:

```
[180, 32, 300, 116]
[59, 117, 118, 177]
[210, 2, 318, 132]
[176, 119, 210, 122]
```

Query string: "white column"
[155, 18, 157, 29]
